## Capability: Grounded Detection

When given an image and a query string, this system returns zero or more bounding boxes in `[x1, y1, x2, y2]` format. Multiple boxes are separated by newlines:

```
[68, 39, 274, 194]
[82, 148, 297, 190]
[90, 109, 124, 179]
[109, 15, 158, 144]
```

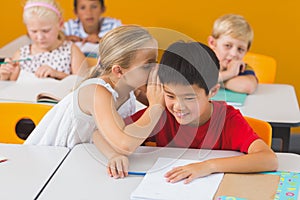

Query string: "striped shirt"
[63, 17, 122, 38]
[63, 17, 121, 57]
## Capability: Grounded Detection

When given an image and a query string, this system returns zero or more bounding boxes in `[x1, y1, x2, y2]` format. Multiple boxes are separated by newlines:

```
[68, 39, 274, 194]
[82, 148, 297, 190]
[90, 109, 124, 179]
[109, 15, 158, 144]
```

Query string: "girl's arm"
[165, 139, 278, 184]
[90, 67, 165, 155]
[92, 130, 129, 178]
[70, 43, 89, 76]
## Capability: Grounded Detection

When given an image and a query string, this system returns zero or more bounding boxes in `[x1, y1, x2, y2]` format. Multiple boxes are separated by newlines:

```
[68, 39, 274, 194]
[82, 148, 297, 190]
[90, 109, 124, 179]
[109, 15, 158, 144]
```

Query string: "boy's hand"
[65, 35, 82, 43]
[164, 161, 212, 184]
[81, 34, 100, 44]
[146, 65, 165, 108]
[226, 60, 246, 77]
[107, 154, 129, 179]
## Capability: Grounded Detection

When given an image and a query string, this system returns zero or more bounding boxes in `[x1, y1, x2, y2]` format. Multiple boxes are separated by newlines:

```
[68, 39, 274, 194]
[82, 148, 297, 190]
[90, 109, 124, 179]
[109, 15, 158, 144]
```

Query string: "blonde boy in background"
[208, 14, 258, 94]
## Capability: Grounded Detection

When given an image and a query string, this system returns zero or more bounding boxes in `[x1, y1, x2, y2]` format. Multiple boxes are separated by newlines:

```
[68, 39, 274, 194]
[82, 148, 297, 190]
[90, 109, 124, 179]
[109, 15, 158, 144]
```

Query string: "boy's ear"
[208, 84, 220, 98]
[208, 36, 216, 49]
[111, 65, 123, 78]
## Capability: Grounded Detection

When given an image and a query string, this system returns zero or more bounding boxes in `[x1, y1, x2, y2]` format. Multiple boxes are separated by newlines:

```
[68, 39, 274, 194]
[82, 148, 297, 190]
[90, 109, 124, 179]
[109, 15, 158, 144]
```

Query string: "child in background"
[25, 25, 165, 178]
[64, 0, 121, 56]
[127, 41, 277, 183]
[0, 0, 88, 81]
[208, 14, 258, 94]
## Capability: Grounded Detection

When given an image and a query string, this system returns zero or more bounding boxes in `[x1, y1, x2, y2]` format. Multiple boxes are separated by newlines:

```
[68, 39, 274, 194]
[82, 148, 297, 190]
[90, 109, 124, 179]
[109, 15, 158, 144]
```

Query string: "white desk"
[38, 143, 300, 200]
[238, 84, 300, 152]
[0, 144, 69, 200]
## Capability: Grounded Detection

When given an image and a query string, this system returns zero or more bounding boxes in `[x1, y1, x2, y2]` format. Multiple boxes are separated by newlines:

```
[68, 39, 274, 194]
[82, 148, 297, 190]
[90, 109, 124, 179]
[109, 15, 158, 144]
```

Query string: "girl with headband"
[0, 0, 88, 81]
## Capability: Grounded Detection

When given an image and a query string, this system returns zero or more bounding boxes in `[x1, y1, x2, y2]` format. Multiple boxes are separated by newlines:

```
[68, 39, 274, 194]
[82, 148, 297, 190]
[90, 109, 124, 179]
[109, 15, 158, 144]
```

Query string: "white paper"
[131, 157, 224, 200]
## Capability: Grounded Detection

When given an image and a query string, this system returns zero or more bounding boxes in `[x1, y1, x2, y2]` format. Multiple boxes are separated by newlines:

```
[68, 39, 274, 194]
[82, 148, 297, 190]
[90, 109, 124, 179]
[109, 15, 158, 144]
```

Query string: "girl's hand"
[107, 154, 129, 179]
[0, 58, 20, 80]
[146, 65, 165, 107]
[35, 65, 57, 78]
[164, 161, 213, 184]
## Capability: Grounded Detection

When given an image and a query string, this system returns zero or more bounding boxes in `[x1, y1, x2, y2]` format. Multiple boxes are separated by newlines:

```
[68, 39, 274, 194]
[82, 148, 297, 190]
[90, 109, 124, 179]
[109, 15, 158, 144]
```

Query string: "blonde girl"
[25, 25, 165, 177]
[0, 0, 88, 80]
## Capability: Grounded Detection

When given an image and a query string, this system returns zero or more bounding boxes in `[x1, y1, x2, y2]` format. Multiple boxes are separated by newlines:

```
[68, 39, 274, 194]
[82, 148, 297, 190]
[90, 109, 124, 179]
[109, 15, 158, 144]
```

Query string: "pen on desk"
[128, 171, 146, 176]
[0, 158, 8, 163]
[0, 58, 32, 65]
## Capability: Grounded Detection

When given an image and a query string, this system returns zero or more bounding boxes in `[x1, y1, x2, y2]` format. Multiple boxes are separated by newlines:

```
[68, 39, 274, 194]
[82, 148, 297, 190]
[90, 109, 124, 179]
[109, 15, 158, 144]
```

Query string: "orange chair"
[243, 52, 277, 83]
[244, 116, 272, 146]
[145, 116, 272, 147]
[0, 103, 53, 144]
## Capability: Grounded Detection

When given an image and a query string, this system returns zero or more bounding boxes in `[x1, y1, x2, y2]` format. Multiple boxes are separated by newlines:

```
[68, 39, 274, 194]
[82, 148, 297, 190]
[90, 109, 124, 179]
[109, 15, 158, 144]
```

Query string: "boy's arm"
[165, 139, 278, 184]
[223, 74, 258, 94]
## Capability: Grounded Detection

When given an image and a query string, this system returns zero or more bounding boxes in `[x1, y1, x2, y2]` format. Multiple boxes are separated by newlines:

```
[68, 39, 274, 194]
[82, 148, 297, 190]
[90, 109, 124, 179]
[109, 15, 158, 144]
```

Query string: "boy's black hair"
[74, 0, 105, 10]
[158, 42, 220, 95]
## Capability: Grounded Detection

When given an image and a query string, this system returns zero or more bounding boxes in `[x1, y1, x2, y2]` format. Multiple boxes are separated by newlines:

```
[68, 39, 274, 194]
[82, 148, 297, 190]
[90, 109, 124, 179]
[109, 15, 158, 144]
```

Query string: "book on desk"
[211, 88, 247, 106]
[131, 157, 300, 200]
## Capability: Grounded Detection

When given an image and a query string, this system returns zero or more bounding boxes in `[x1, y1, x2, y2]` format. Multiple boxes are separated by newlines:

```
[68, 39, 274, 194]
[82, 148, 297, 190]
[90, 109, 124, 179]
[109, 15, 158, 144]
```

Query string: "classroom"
[0, 0, 300, 199]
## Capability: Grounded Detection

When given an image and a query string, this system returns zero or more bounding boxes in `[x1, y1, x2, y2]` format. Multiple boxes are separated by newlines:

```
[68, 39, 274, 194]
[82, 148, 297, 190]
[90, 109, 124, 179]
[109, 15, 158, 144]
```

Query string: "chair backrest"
[86, 57, 97, 68]
[244, 116, 272, 146]
[243, 52, 277, 83]
[0, 103, 53, 144]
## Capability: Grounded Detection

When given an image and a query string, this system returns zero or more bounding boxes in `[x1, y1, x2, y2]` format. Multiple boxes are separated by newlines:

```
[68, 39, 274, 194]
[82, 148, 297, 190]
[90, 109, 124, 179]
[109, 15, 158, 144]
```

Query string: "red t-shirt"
[125, 101, 259, 153]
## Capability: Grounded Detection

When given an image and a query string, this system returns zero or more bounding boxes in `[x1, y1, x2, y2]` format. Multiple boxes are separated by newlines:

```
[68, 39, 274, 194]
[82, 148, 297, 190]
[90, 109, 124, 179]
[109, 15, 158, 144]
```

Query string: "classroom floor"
[272, 134, 300, 154]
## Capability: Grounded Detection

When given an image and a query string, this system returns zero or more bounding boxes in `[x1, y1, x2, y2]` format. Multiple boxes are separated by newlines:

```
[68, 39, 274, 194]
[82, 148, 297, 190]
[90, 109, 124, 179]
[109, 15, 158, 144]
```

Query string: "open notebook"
[211, 88, 247, 106]
[131, 157, 224, 200]
[36, 75, 82, 104]
[0, 70, 82, 103]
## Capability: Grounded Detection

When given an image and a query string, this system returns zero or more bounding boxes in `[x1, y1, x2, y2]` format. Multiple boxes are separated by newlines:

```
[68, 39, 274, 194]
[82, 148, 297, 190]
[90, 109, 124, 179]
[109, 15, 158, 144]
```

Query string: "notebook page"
[131, 157, 224, 200]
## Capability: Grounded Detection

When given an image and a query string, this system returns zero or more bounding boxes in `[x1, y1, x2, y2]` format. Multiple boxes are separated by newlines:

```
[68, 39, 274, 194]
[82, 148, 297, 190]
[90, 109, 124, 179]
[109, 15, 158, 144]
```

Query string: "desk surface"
[238, 84, 300, 126]
[38, 143, 300, 200]
[0, 144, 69, 200]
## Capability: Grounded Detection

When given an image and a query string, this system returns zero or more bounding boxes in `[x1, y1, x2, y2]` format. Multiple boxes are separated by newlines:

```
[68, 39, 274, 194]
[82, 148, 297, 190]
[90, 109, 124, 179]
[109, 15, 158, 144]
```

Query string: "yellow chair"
[145, 116, 272, 147]
[86, 57, 98, 68]
[244, 116, 272, 146]
[243, 52, 277, 83]
[0, 103, 53, 144]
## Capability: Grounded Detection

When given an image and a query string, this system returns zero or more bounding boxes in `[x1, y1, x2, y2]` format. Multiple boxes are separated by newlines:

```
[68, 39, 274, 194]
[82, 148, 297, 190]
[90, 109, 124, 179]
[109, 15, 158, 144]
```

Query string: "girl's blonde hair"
[88, 25, 155, 78]
[23, 0, 64, 39]
[211, 14, 254, 50]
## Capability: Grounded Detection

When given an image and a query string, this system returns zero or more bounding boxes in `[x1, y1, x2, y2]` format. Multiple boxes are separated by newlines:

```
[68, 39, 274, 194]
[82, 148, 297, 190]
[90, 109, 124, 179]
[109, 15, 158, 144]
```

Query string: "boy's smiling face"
[163, 83, 213, 126]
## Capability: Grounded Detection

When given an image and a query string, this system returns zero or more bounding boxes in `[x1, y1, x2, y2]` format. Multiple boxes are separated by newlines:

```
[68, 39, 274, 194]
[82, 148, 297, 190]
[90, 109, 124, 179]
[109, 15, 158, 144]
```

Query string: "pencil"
[0, 58, 31, 65]
[128, 171, 146, 176]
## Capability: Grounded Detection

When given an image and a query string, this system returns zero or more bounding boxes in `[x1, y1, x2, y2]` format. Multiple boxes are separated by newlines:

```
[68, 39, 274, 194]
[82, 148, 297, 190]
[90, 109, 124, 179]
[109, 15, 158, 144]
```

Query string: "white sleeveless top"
[19, 41, 72, 74]
[24, 78, 136, 148]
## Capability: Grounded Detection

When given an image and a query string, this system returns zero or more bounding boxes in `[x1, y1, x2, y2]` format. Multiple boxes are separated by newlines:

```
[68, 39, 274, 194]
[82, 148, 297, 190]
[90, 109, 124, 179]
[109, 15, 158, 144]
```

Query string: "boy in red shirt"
[126, 41, 277, 184]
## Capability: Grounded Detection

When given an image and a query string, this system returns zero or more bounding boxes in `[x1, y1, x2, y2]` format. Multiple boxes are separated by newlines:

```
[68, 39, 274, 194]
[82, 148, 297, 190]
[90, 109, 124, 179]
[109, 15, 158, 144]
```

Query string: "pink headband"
[24, 2, 61, 18]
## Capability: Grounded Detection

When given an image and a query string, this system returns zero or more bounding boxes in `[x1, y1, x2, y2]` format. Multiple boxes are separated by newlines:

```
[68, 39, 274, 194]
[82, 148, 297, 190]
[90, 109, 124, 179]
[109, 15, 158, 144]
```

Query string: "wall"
[1, 0, 300, 131]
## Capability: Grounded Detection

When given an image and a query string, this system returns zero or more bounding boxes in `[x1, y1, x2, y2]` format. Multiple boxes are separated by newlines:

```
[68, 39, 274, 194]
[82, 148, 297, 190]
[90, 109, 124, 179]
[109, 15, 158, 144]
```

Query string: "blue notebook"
[211, 88, 247, 106]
